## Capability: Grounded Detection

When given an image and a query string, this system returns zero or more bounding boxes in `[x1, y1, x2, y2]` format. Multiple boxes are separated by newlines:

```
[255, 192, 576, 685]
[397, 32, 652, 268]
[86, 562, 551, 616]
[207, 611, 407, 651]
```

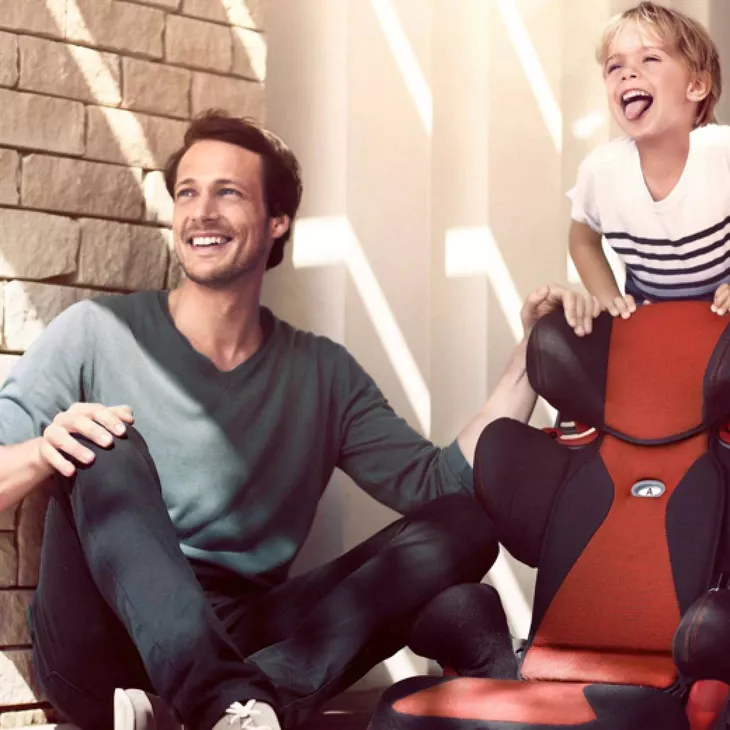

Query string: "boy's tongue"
[625, 98, 651, 121]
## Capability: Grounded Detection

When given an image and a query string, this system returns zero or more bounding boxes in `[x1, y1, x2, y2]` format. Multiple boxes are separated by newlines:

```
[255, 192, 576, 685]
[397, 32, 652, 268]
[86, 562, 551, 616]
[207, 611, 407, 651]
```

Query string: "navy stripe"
[626, 247, 730, 277]
[630, 266, 730, 291]
[605, 213, 730, 247]
[626, 274, 714, 302]
[611, 230, 730, 262]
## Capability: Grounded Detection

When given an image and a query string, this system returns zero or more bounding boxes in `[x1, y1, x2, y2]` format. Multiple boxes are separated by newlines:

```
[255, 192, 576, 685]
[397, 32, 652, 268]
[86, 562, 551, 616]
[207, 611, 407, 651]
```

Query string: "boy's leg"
[31, 427, 276, 730]
[215, 494, 499, 728]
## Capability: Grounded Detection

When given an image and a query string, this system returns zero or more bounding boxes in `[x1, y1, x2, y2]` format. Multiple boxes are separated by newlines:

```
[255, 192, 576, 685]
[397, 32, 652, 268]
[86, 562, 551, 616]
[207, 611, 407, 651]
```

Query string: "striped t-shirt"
[569, 124, 730, 302]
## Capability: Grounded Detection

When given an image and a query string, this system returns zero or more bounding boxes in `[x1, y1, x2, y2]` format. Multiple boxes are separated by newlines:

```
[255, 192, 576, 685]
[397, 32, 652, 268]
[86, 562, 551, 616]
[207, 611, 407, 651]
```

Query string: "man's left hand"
[521, 284, 601, 339]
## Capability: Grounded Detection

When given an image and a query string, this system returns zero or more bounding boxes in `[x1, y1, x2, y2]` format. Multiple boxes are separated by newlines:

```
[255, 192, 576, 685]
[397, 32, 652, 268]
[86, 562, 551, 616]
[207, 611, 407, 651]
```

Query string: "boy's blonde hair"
[596, 1, 721, 127]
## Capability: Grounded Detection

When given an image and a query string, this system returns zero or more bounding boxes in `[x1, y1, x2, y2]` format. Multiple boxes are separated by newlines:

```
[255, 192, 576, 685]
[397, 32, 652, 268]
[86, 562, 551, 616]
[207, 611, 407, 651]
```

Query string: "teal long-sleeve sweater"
[0, 291, 474, 586]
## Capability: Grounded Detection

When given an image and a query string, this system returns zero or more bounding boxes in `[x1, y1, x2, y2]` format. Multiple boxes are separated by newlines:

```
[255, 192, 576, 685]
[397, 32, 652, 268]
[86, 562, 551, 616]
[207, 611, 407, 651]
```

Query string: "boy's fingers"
[614, 297, 630, 319]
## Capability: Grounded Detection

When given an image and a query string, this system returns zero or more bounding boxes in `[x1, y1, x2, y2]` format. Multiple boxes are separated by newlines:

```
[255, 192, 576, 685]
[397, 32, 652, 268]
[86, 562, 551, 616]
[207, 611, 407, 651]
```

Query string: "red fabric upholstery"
[392, 678, 596, 725]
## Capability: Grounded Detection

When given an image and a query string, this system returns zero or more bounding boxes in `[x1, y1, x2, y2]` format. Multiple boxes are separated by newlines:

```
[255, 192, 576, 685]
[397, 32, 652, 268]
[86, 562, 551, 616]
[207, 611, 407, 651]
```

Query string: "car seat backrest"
[519, 303, 730, 689]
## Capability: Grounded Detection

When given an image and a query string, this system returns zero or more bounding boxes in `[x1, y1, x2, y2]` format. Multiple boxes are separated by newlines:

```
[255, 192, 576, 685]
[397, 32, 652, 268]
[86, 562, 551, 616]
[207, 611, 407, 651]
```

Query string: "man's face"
[603, 22, 701, 141]
[171, 139, 283, 288]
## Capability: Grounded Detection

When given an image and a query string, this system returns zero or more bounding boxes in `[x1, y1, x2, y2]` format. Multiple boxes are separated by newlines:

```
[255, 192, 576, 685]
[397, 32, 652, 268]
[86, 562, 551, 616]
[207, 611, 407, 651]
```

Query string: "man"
[0, 112, 600, 730]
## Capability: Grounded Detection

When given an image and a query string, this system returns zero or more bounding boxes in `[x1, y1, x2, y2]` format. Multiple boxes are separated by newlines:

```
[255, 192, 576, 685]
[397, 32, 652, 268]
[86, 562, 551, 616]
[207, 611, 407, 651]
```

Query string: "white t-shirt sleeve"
[567, 153, 602, 233]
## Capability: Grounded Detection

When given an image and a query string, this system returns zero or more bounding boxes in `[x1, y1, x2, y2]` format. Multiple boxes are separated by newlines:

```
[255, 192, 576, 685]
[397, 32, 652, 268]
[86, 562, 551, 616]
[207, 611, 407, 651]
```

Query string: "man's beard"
[174, 236, 268, 289]
[178, 258, 254, 288]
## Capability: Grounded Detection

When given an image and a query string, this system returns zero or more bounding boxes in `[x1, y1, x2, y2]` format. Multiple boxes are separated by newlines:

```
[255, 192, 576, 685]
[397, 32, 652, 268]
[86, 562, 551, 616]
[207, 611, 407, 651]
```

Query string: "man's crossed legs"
[29, 428, 497, 730]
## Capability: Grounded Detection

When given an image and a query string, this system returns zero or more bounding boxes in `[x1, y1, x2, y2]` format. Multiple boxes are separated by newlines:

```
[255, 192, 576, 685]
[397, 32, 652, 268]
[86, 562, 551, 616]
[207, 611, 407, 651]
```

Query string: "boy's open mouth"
[622, 89, 654, 121]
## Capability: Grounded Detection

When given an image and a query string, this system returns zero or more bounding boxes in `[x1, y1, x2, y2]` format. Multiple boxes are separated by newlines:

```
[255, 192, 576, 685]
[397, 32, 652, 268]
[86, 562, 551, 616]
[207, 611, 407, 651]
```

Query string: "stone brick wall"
[0, 0, 266, 724]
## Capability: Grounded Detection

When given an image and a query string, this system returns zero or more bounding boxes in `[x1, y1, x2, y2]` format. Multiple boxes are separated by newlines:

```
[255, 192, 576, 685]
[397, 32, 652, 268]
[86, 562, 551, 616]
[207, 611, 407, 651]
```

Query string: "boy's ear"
[688, 71, 711, 102]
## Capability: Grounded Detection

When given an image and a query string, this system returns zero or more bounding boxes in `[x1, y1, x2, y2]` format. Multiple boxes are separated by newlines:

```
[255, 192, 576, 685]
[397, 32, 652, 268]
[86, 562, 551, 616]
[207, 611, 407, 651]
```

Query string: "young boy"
[569, 1, 730, 317]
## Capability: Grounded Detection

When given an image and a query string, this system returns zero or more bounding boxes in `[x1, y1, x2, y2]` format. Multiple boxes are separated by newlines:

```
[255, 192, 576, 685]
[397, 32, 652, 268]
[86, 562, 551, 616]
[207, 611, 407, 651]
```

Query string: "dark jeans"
[30, 427, 498, 730]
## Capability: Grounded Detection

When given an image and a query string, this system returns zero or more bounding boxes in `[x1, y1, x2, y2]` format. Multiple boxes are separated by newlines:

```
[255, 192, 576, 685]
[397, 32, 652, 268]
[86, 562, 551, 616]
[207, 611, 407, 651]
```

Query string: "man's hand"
[711, 284, 730, 316]
[599, 293, 637, 319]
[37, 403, 135, 477]
[521, 284, 601, 338]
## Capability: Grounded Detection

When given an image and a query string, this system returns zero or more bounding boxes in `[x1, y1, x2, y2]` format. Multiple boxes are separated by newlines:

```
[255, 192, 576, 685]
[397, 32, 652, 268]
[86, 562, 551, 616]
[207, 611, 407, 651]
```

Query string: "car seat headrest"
[526, 302, 730, 443]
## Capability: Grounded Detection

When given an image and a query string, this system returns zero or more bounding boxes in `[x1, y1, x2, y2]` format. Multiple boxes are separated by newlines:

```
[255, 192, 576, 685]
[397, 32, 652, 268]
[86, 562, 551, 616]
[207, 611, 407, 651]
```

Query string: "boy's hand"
[711, 284, 730, 316]
[600, 294, 637, 319]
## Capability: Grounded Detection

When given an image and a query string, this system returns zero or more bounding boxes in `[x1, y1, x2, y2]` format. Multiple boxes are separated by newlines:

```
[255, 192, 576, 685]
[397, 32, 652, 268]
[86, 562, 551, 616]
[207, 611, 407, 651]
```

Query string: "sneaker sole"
[114, 689, 155, 730]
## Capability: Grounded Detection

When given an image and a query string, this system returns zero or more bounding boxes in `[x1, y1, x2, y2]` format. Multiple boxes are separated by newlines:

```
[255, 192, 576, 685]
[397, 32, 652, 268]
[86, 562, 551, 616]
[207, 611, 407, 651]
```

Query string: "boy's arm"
[569, 220, 634, 317]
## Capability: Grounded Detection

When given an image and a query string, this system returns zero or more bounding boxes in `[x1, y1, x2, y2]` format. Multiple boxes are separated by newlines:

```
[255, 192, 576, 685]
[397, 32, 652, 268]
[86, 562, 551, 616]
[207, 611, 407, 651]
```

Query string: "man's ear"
[688, 71, 711, 102]
[270, 215, 291, 240]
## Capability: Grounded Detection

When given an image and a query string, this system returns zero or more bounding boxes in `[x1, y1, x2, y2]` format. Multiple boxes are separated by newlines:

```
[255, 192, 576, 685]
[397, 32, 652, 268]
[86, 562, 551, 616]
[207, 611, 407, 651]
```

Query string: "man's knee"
[59, 426, 160, 507]
[74, 425, 153, 474]
[405, 495, 498, 578]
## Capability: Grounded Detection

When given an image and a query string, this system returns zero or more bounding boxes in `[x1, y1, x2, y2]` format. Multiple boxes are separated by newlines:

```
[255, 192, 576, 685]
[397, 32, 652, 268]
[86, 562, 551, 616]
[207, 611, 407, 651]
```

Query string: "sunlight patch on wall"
[445, 226, 522, 341]
[49, 0, 155, 174]
[217, 0, 259, 30]
[293, 216, 431, 435]
[495, 0, 562, 153]
[446, 226, 557, 425]
[369, 0, 433, 137]
[571, 110, 604, 141]
[383, 649, 423, 684]
[488, 552, 533, 640]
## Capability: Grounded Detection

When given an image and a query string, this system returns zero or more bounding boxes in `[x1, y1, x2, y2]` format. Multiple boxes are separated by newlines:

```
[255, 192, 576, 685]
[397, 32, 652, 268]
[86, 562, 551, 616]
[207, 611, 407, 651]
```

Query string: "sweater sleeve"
[334, 346, 474, 514]
[0, 300, 91, 446]
[567, 152, 603, 233]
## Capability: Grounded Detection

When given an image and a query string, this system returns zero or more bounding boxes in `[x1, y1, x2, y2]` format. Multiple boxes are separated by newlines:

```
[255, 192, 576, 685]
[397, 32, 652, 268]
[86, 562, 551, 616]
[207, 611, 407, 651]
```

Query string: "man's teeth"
[190, 236, 229, 247]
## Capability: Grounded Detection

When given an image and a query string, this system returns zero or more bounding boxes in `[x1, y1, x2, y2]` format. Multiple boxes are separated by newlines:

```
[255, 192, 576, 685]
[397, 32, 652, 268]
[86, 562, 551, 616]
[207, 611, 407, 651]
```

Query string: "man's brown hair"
[164, 110, 303, 269]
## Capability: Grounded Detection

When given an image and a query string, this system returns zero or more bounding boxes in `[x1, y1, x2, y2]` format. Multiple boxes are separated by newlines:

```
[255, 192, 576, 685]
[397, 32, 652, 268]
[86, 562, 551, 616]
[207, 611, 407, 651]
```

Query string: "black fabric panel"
[526, 310, 612, 429]
[711, 440, 730, 577]
[528, 455, 614, 645]
[581, 684, 689, 730]
[703, 320, 730, 428]
[368, 677, 690, 730]
[666, 452, 724, 614]
[474, 418, 576, 568]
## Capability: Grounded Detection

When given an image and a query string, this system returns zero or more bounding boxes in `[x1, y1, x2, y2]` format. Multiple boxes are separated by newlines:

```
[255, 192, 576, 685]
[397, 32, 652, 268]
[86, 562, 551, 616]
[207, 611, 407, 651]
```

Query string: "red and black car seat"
[368, 302, 730, 730]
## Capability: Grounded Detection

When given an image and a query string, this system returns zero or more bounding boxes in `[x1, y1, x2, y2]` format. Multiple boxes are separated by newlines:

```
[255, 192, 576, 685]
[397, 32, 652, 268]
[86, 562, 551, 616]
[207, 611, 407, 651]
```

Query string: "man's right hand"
[38, 403, 135, 477]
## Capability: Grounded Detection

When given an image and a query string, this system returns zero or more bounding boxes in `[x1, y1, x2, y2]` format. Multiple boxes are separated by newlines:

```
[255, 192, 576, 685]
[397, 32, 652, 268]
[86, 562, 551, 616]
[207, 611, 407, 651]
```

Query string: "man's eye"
[176, 189, 194, 199]
[219, 188, 241, 197]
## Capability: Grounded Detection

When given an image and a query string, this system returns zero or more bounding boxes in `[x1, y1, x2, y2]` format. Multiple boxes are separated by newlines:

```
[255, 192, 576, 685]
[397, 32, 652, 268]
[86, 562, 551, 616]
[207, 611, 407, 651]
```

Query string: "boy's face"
[603, 21, 704, 142]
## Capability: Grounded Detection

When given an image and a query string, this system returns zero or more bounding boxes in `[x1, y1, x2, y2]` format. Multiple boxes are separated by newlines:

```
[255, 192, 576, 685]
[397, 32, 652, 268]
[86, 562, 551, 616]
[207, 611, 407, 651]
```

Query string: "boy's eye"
[644, 55, 660, 63]
[606, 63, 620, 74]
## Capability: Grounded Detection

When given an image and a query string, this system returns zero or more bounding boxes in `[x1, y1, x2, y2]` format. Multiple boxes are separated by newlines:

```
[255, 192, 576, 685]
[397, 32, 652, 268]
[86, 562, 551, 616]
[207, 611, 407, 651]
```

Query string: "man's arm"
[336, 285, 600, 511]
[0, 440, 53, 513]
[456, 284, 600, 466]
[0, 300, 134, 514]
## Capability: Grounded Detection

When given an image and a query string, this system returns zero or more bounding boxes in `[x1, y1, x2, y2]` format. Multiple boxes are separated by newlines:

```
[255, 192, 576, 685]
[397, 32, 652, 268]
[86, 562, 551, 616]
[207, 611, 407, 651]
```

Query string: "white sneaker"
[114, 688, 183, 730]
[212, 700, 281, 730]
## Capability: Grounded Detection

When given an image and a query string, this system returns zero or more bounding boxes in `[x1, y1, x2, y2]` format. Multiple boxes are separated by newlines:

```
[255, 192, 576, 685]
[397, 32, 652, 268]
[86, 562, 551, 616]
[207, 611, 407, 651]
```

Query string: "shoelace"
[225, 701, 270, 730]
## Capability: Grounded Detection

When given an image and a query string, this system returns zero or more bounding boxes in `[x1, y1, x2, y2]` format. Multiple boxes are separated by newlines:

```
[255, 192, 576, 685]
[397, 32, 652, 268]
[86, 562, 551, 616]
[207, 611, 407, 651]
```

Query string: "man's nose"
[193, 194, 220, 222]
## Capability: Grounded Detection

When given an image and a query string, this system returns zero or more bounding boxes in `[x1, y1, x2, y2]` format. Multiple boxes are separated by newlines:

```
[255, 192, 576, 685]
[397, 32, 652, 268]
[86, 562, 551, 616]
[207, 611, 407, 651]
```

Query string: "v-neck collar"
[155, 290, 277, 383]
[630, 137, 693, 213]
